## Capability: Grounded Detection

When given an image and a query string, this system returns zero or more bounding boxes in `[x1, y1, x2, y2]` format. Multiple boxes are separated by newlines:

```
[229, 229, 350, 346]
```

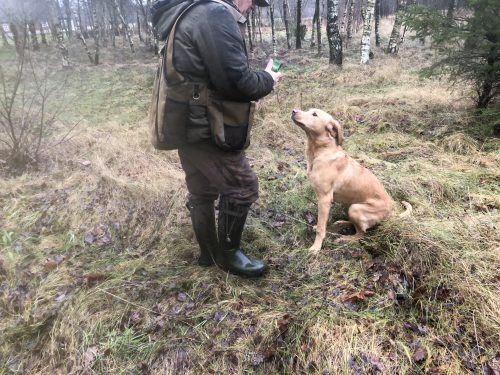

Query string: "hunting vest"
[149, 0, 256, 151]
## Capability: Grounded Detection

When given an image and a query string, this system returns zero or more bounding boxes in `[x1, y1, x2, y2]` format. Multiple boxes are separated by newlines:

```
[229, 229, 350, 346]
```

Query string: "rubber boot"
[186, 197, 219, 267]
[217, 197, 265, 277]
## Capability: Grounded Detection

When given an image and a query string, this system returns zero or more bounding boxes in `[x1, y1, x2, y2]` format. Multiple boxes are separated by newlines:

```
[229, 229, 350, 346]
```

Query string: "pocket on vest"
[187, 103, 210, 142]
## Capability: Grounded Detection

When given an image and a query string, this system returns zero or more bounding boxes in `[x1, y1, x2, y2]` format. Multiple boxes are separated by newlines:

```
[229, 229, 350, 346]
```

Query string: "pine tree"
[404, 0, 500, 108]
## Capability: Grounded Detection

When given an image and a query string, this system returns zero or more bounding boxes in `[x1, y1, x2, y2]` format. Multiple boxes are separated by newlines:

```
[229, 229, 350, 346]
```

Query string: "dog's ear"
[326, 120, 344, 146]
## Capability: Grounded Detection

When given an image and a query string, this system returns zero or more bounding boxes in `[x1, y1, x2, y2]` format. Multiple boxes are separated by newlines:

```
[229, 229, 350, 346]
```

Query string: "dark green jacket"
[155, 0, 274, 143]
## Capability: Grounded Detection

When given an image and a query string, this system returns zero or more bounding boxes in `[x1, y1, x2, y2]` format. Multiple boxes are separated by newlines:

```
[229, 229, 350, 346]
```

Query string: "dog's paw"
[309, 244, 321, 252]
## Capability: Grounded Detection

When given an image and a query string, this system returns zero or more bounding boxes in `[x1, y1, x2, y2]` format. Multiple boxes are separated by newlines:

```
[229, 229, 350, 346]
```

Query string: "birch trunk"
[360, 0, 375, 64]
[269, 0, 277, 57]
[386, 0, 406, 54]
[283, 0, 291, 49]
[327, 0, 342, 65]
[340, 0, 349, 37]
[112, 0, 134, 52]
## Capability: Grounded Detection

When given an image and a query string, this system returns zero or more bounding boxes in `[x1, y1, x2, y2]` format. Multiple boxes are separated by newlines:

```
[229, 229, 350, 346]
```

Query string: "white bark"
[360, 0, 375, 64]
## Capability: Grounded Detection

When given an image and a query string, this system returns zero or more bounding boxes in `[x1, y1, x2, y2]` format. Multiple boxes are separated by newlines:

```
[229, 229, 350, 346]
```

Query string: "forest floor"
[1, 22, 499, 375]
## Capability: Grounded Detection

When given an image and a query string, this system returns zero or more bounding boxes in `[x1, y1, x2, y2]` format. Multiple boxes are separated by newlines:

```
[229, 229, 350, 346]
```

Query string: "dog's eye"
[312, 112, 318, 117]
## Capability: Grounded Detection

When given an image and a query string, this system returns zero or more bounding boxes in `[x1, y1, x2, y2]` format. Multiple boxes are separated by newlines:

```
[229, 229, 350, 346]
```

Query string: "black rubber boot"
[217, 197, 265, 277]
[186, 197, 219, 267]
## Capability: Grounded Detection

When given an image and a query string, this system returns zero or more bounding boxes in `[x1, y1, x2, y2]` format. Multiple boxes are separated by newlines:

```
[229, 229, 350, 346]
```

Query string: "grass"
[1, 18, 499, 374]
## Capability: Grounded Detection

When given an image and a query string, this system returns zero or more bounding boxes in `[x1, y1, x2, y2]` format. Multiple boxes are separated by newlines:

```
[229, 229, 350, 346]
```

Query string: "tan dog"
[291, 108, 412, 251]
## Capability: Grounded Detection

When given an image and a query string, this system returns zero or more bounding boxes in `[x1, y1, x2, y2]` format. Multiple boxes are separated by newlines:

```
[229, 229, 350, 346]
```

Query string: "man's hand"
[265, 58, 283, 86]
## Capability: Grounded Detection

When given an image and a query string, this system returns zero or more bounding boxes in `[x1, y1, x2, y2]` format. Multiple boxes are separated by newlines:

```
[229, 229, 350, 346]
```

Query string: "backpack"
[149, 0, 256, 151]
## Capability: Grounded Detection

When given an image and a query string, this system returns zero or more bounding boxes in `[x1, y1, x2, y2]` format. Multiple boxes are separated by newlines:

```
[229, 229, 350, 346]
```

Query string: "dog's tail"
[398, 201, 413, 218]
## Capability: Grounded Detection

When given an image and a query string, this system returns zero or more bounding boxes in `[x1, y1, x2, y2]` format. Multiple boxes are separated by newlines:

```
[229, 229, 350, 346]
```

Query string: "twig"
[97, 287, 160, 315]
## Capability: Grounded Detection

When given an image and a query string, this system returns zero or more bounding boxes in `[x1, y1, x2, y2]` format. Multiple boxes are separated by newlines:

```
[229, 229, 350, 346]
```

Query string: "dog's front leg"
[310, 193, 332, 252]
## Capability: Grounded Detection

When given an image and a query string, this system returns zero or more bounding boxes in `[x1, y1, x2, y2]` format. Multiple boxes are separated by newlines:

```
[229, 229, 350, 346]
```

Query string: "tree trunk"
[78, 33, 94, 64]
[39, 22, 47, 45]
[92, 0, 100, 65]
[360, 0, 375, 64]
[311, 18, 316, 48]
[346, 0, 354, 44]
[340, 0, 349, 37]
[1, 24, 9, 46]
[269, 0, 277, 56]
[317, 0, 322, 53]
[63, 0, 73, 38]
[327, 0, 342, 65]
[10, 23, 23, 54]
[257, 8, 263, 44]
[386, 0, 406, 54]
[137, 13, 143, 42]
[296, 0, 303, 48]
[374, 0, 381, 46]
[283, 0, 291, 49]
[112, 0, 134, 52]
[28, 21, 40, 51]
[247, 20, 254, 52]
[311, 1, 319, 48]
[251, 10, 256, 45]
[447, 0, 457, 19]
[56, 23, 70, 67]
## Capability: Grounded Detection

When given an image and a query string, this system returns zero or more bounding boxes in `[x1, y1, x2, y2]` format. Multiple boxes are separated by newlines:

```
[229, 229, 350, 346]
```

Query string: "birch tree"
[360, 0, 375, 64]
[327, 0, 342, 65]
[269, 0, 277, 56]
[387, 0, 407, 53]
[283, 0, 292, 49]
[112, 0, 134, 52]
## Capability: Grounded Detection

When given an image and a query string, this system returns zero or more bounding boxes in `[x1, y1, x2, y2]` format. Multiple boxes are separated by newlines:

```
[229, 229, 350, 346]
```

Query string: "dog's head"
[291, 108, 344, 146]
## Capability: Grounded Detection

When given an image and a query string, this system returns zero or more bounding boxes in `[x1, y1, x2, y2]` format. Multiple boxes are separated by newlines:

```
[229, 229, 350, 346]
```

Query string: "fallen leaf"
[55, 292, 68, 302]
[213, 311, 224, 322]
[277, 314, 292, 335]
[84, 233, 95, 245]
[342, 290, 375, 302]
[176, 292, 187, 302]
[85, 272, 105, 283]
[413, 346, 427, 362]
[252, 353, 265, 366]
[131, 311, 142, 326]
[83, 346, 98, 367]
[44, 259, 58, 271]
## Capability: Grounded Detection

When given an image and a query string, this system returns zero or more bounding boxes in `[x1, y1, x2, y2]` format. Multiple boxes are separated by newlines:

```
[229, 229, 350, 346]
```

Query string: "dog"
[291, 108, 412, 252]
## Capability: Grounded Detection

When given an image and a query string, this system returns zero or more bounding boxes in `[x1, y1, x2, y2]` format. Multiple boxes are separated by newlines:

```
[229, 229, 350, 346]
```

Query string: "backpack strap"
[165, 0, 246, 85]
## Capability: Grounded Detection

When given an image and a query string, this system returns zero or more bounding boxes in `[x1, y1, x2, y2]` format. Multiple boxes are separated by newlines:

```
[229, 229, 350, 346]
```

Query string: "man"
[153, 0, 282, 277]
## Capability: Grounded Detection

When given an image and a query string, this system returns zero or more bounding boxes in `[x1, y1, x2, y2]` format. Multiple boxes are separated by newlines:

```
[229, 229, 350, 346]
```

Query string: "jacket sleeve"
[191, 5, 274, 102]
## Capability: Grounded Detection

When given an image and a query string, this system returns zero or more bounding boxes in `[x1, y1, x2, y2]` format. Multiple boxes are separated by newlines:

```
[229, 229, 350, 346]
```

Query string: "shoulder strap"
[165, 0, 246, 84]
